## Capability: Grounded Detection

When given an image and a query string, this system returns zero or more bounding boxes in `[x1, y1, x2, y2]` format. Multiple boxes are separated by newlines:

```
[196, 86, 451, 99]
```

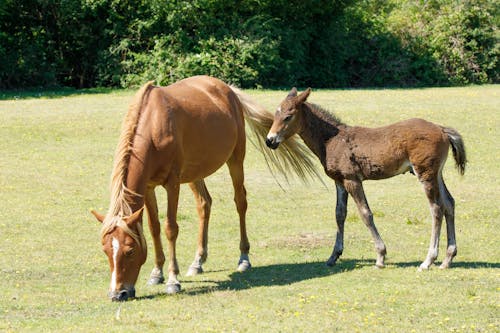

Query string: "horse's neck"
[299, 104, 342, 165]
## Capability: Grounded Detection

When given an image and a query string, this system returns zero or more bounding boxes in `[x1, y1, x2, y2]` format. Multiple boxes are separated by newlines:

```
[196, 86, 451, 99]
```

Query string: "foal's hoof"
[186, 265, 203, 277]
[166, 283, 181, 295]
[326, 256, 338, 267]
[237, 260, 251, 272]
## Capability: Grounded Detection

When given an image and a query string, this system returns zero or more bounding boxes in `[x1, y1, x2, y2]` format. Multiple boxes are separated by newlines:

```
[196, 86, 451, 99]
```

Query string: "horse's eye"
[124, 248, 135, 257]
[284, 115, 293, 122]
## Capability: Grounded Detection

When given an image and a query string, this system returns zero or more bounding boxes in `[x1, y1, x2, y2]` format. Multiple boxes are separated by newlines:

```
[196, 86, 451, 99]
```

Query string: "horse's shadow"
[137, 259, 499, 300]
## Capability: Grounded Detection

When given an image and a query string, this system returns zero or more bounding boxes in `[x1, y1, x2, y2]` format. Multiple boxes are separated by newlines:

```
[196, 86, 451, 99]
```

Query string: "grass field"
[0, 85, 498, 332]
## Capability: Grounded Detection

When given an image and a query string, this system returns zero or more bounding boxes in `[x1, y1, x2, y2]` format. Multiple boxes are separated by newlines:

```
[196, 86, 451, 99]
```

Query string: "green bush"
[0, 0, 497, 89]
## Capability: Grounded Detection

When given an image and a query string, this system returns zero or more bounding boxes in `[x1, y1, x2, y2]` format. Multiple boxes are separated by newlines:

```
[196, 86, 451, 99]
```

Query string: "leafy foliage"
[0, 0, 497, 88]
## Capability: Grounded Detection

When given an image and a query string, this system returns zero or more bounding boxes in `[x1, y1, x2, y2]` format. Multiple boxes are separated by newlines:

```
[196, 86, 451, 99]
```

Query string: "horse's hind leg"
[419, 177, 445, 271]
[145, 187, 166, 285]
[186, 179, 212, 276]
[227, 152, 251, 272]
[439, 178, 457, 269]
[327, 183, 348, 266]
[345, 180, 387, 268]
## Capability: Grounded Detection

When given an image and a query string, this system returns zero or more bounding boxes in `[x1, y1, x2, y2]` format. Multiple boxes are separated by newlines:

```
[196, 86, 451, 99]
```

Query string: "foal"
[266, 88, 467, 270]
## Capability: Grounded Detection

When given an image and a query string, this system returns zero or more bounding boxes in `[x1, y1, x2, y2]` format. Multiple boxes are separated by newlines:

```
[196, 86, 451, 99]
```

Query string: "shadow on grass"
[387, 260, 500, 269]
[137, 259, 372, 300]
[135, 259, 499, 301]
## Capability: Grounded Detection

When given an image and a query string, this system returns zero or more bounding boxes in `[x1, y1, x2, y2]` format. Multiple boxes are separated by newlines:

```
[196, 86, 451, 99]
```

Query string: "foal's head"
[91, 208, 147, 301]
[266, 87, 311, 149]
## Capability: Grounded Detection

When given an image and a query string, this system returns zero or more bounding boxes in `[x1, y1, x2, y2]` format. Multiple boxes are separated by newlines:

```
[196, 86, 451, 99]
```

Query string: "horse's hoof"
[147, 275, 165, 285]
[374, 264, 385, 269]
[147, 268, 165, 285]
[186, 265, 203, 277]
[166, 283, 181, 295]
[237, 260, 251, 272]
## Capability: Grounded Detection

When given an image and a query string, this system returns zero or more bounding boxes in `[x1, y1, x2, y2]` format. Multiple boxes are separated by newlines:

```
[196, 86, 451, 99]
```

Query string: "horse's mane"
[100, 82, 154, 248]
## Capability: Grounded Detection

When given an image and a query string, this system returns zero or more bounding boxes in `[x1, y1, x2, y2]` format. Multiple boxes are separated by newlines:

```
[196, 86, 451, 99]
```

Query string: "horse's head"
[91, 208, 147, 301]
[266, 87, 311, 149]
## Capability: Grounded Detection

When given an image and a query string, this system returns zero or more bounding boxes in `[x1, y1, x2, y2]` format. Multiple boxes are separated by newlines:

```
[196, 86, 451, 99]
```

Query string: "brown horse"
[265, 88, 467, 270]
[91, 76, 318, 301]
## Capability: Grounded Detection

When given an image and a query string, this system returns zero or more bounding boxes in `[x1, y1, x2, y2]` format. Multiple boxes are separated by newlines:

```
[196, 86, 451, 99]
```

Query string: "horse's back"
[143, 76, 244, 183]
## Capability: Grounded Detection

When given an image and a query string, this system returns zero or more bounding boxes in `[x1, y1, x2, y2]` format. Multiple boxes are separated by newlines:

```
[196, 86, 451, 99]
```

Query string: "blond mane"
[100, 81, 154, 248]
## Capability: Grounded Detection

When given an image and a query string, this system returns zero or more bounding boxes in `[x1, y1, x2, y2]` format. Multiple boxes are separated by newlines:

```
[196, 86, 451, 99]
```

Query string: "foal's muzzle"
[265, 137, 280, 150]
[109, 288, 136, 302]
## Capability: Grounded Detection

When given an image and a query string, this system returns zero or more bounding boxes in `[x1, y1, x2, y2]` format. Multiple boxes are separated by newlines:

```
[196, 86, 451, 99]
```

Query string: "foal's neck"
[299, 103, 343, 165]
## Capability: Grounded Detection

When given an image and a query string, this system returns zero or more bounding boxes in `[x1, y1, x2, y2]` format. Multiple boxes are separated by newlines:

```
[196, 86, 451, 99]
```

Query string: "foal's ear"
[91, 210, 105, 223]
[297, 88, 311, 104]
[287, 87, 298, 98]
[123, 207, 145, 226]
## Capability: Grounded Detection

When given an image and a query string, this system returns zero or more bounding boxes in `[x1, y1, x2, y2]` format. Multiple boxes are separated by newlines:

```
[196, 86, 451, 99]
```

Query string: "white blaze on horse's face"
[110, 237, 119, 292]
[265, 87, 311, 150]
[101, 220, 146, 302]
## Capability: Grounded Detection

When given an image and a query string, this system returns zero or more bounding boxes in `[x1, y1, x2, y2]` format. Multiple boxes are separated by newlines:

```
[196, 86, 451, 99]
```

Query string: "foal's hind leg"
[345, 180, 387, 268]
[419, 177, 445, 271]
[186, 179, 212, 276]
[145, 187, 165, 285]
[327, 183, 348, 266]
[227, 153, 251, 272]
[438, 178, 457, 269]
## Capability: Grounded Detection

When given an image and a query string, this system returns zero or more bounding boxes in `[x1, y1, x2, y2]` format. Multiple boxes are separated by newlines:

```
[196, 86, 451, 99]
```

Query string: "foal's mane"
[307, 103, 344, 127]
[100, 82, 154, 248]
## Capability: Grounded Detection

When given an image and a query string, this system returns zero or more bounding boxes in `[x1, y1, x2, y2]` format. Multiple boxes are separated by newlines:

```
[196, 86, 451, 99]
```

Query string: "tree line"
[0, 0, 498, 89]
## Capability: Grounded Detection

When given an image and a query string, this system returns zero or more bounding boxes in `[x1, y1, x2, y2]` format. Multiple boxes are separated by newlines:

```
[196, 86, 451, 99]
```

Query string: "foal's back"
[326, 118, 449, 181]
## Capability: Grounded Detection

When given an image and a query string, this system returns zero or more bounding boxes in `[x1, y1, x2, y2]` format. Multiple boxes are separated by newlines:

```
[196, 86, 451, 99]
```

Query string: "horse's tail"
[443, 127, 467, 176]
[230, 86, 323, 183]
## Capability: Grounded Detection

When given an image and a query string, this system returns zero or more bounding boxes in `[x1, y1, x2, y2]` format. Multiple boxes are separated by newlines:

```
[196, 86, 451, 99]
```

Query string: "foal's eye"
[284, 115, 293, 122]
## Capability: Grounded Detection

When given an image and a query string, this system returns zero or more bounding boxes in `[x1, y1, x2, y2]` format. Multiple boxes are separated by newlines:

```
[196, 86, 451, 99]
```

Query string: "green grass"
[0, 85, 498, 332]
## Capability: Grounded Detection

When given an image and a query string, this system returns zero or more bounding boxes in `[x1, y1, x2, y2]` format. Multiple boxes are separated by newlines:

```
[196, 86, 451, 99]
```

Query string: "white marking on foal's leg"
[111, 237, 119, 292]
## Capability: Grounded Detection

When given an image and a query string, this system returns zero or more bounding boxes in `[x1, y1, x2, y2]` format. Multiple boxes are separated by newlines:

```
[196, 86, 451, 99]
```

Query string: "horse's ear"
[297, 88, 311, 104]
[287, 87, 298, 98]
[91, 210, 105, 223]
[124, 207, 144, 226]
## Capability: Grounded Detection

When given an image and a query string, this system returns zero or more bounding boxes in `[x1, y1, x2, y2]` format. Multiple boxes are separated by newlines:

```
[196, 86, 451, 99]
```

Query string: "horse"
[90, 76, 318, 301]
[265, 88, 467, 270]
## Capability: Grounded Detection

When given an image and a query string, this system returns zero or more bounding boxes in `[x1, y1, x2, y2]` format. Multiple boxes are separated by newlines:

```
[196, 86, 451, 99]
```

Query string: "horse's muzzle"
[265, 137, 280, 150]
[109, 288, 136, 302]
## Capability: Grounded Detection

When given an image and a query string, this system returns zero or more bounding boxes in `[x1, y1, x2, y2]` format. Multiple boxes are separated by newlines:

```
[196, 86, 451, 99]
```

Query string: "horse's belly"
[179, 122, 239, 182]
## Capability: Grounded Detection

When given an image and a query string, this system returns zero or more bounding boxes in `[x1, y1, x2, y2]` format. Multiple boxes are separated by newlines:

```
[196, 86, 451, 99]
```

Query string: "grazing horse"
[265, 88, 467, 270]
[91, 76, 317, 301]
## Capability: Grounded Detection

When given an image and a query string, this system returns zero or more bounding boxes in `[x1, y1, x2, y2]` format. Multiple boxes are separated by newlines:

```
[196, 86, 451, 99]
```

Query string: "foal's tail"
[230, 86, 323, 183]
[443, 127, 467, 175]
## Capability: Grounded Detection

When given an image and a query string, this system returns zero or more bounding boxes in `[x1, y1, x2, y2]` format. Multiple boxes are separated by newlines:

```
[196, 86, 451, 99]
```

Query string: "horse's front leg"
[164, 181, 181, 294]
[145, 187, 165, 285]
[345, 179, 387, 268]
[327, 183, 348, 266]
[186, 180, 212, 276]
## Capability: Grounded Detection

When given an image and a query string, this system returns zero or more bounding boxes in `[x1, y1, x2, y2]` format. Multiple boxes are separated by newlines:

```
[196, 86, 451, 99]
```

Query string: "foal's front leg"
[345, 180, 387, 268]
[327, 184, 348, 266]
